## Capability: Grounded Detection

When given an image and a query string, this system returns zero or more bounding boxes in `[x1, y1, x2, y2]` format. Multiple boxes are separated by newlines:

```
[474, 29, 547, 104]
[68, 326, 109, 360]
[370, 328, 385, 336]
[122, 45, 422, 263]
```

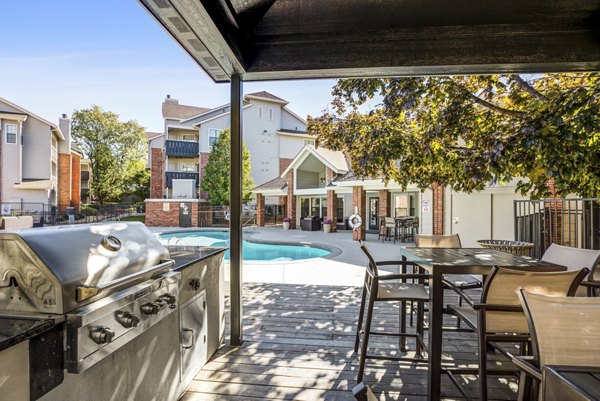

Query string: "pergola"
[137, 0, 600, 398]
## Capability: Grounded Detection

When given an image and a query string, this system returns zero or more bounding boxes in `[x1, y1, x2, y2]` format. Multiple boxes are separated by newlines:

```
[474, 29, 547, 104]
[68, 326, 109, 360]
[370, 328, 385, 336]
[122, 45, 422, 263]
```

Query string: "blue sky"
[0, 1, 338, 132]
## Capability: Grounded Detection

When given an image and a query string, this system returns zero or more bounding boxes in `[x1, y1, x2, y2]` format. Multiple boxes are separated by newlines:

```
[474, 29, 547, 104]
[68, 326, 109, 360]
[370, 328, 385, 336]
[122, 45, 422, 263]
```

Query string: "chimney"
[165, 94, 178, 104]
[58, 114, 72, 154]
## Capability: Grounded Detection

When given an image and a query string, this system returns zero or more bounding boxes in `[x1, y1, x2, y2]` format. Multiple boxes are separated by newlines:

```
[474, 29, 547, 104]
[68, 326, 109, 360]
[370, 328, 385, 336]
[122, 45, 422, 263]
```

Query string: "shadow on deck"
[180, 283, 519, 401]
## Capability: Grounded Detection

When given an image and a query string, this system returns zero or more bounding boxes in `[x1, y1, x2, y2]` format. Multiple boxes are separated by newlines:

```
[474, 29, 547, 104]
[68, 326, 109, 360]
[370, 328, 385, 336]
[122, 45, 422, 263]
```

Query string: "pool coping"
[155, 227, 343, 262]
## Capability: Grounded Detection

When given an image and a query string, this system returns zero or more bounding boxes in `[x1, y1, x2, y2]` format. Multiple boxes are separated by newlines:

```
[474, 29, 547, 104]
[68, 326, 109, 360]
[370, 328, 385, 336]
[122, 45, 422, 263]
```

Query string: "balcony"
[165, 171, 199, 188]
[81, 170, 90, 181]
[165, 140, 199, 158]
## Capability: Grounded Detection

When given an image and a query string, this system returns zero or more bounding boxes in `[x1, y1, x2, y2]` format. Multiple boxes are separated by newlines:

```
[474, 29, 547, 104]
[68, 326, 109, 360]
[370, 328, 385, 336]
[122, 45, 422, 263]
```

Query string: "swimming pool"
[159, 231, 331, 261]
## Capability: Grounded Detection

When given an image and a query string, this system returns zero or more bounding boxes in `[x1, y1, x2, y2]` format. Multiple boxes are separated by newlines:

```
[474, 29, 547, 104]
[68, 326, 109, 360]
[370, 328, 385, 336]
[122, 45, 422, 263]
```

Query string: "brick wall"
[199, 152, 210, 199]
[378, 189, 390, 218]
[544, 178, 563, 246]
[256, 194, 265, 226]
[58, 153, 72, 212]
[352, 186, 366, 240]
[71, 152, 81, 211]
[286, 170, 296, 229]
[432, 183, 444, 235]
[150, 148, 164, 199]
[326, 190, 338, 233]
[325, 167, 335, 185]
[145, 200, 198, 227]
[279, 158, 293, 175]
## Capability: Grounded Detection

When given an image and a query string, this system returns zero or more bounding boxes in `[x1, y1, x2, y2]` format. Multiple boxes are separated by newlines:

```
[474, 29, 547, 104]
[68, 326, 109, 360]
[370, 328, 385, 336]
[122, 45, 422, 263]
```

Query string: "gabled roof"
[281, 145, 349, 177]
[251, 176, 288, 193]
[0, 97, 64, 140]
[146, 131, 164, 141]
[162, 101, 211, 120]
[278, 128, 310, 135]
[244, 91, 289, 105]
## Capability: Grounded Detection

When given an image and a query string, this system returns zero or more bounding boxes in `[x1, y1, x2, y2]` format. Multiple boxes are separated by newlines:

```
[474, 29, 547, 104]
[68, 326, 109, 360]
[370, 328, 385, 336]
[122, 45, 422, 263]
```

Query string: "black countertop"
[168, 245, 227, 271]
[0, 317, 58, 352]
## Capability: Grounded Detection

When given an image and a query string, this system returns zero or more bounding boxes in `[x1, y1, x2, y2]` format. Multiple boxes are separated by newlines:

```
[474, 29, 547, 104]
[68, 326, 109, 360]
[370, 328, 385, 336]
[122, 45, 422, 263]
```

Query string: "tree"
[72, 106, 147, 204]
[201, 129, 254, 205]
[307, 74, 600, 198]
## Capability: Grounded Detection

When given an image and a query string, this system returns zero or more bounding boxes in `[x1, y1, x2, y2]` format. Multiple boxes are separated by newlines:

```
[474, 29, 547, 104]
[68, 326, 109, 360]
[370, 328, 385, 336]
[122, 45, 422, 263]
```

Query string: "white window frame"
[268, 107, 273, 120]
[303, 139, 315, 146]
[180, 162, 197, 172]
[182, 133, 196, 141]
[258, 106, 263, 119]
[208, 128, 223, 149]
[5, 123, 17, 144]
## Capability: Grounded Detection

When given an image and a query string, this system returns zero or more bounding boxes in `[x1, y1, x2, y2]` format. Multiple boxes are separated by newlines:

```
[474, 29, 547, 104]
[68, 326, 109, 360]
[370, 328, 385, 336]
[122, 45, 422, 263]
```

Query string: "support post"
[230, 74, 243, 346]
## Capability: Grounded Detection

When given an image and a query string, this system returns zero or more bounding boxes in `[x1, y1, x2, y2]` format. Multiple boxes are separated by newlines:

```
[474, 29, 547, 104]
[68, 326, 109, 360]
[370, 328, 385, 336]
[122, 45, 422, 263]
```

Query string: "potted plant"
[323, 218, 332, 233]
[282, 217, 291, 230]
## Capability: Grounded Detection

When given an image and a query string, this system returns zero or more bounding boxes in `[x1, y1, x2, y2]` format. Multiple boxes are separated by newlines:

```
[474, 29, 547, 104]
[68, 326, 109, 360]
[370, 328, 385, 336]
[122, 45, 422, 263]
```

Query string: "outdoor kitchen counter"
[168, 245, 227, 270]
[0, 317, 58, 352]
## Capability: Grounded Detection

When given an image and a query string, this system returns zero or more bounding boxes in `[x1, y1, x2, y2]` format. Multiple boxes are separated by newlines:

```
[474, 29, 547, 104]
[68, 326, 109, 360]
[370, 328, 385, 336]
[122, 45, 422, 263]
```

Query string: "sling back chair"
[541, 243, 600, 296]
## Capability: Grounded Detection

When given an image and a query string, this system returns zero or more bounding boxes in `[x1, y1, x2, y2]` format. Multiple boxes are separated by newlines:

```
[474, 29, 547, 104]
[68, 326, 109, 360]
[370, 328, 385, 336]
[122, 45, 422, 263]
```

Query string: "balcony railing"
[165, 140, 199, 158]
[165, 171, 199, 188]
[81, 170, 90, 180]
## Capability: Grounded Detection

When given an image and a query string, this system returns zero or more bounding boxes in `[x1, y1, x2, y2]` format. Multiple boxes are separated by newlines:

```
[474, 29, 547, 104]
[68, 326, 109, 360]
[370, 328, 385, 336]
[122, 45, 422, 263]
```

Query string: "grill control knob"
[115, 311, 141, 328]
[159, 293, 176, 306]
[189, 278, 201, 291]
[89, 326, 115, 344]
[140, 302, 160, 315]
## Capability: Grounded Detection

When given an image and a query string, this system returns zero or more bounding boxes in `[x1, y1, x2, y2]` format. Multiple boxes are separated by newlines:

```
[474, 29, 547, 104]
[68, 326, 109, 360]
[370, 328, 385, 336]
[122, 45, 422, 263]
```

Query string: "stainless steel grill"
[0, 222, 180, 373]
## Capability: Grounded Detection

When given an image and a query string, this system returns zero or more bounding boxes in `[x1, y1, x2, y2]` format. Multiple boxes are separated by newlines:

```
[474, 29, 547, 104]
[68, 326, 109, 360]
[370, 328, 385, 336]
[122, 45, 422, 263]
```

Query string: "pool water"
[159, 231, 330, 261]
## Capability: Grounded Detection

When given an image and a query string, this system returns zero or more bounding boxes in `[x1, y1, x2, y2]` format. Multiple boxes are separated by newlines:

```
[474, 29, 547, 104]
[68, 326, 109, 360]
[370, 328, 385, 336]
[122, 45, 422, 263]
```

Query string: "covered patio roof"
[139, 0, 600, 82]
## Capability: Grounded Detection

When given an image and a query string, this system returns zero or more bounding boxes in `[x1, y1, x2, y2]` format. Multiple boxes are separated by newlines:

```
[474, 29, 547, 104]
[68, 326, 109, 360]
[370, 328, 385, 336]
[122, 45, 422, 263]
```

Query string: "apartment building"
[0, 97, 80, 210]
[149, 92, 314, 202]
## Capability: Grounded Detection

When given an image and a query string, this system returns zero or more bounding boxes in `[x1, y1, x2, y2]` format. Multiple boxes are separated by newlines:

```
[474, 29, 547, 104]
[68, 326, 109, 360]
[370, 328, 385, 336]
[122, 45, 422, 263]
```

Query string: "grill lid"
[0, 222, 170, 314]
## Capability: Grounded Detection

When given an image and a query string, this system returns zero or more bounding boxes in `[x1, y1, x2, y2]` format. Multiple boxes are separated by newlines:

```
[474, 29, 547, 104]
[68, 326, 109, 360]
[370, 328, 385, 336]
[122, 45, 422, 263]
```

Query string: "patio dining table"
[399, 247, 566, 400]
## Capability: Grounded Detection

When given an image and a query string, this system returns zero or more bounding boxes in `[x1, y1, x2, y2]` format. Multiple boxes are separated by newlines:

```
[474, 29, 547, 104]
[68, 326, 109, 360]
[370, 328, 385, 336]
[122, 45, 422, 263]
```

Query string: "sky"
[0, 1, 338, 132]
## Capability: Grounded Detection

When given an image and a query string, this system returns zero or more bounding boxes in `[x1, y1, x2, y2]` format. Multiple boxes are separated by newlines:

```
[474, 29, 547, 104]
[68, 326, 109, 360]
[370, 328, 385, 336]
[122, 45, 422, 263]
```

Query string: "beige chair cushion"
[416, 234, 461, 248]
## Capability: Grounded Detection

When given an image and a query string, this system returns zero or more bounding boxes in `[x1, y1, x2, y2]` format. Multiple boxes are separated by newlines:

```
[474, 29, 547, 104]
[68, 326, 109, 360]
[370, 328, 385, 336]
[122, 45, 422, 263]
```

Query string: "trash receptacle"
[66, 207, 75, 224]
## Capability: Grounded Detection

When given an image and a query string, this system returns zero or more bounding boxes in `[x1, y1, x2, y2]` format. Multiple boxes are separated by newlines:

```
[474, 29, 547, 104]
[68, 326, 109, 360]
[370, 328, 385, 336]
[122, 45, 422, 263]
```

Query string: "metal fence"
[198, 204, 287, 228]
[0, 202, 141, 227]
[514, 198, 600, 259]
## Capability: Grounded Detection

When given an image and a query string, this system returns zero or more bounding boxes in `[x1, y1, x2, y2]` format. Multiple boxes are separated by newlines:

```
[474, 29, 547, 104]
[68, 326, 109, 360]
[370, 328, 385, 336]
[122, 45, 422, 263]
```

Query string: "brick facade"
[378, 189, 391, 218]
[544, 178, 563, 246]
[145, 200, 199, 227]
[432, 183, 444, 235]
[352, 185, 366, 240]
[326, 189, 338, 233]
[325, 167, 335, 185]
[279, 158, 293, 175]
[150, 148, 164, 199]
[256, 194, 265, 226]
[199, 152, 210, 199]
[71, 152, 81, 211]
[286, 170, 296, 229]
[58, 153, 72, 212]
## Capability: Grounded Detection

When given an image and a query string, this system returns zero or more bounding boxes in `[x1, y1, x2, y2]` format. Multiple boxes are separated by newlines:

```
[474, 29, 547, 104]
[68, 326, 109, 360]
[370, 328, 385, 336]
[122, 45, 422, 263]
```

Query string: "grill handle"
[76, 259, 175, 302]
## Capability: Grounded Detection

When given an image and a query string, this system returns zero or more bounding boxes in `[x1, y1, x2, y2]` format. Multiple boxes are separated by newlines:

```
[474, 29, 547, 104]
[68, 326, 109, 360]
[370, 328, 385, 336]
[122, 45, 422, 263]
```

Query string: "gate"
[179, 202, 193, 227]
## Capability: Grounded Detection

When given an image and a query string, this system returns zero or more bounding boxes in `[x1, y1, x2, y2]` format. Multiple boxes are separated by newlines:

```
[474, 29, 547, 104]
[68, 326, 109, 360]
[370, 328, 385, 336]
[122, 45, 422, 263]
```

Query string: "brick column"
[150, 148, 164, 199]
[544, 178, 563, 247]
[191, 201, 199, 227]
[326, 189, 338, 233]
[432, 183, 444, 235]
[352, 185, 366, 240]
[256, 193, 265, 226]
[58, 153, 72, 212]
[286, 171, 296, 229]
[71, 152, 81, 211]
[378, 189, 391, 218]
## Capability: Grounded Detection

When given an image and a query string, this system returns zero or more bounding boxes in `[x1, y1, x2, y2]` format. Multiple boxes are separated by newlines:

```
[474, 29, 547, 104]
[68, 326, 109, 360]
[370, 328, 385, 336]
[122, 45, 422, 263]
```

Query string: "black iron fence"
[514, 198, 600, 258]
[0, 202, 142, 227]
[197, 204, 287, 228]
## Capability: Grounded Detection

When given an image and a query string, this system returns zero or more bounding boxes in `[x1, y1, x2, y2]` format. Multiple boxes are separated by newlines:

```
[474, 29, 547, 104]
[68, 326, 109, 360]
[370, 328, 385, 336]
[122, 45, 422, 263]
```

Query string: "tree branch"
[466, 92, 527, 118]
[510, 75, 548, 101]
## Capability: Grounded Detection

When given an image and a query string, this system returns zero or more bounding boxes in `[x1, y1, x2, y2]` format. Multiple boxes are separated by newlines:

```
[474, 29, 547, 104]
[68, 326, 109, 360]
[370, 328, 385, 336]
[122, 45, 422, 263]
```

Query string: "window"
[5, 124, 17, 144]
[208, 128, 223, 148]
[182, 134, 196, 141]
[258, 106, 263, 119]
[268, 108, 273, 120]
[303, 139, 315, 146]
[181, 163, 197, 172]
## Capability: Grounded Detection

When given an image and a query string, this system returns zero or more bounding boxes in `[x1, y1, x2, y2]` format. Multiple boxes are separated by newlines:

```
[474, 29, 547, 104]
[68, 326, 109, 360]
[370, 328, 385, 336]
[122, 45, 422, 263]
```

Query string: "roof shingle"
[162, 101, 211, 120]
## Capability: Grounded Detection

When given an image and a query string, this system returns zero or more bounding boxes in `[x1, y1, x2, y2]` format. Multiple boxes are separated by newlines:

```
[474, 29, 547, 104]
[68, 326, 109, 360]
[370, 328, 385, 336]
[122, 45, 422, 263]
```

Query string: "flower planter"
[283, 222, 290, 230]
[323, 223, 331, 233]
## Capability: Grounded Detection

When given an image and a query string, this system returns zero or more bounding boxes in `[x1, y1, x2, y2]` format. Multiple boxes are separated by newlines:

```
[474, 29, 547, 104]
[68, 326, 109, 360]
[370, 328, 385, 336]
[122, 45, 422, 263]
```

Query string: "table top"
[543, 366, 600, 401]
[399, 247, 565, 274]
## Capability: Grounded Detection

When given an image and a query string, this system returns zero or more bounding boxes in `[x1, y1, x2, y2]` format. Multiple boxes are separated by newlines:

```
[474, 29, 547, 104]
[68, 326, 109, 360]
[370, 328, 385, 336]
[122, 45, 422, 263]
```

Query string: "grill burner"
[0, 222, 180, 373]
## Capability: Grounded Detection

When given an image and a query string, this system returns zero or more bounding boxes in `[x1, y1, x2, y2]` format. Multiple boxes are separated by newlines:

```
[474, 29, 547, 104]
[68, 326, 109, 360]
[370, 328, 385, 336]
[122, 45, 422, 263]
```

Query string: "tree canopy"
[201, 129, 255, 205]
[72, 106, 147, 204]
[307, 74, 599, 198]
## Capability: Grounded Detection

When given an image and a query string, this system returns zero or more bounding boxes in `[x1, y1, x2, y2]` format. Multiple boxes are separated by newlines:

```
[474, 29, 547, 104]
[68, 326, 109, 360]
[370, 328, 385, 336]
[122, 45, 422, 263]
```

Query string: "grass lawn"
[119, 215, 145, 223]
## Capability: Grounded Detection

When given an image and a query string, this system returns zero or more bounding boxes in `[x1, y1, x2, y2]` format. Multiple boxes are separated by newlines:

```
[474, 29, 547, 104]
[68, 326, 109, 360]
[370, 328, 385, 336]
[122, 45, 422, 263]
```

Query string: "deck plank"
[180, 283, 518, 400]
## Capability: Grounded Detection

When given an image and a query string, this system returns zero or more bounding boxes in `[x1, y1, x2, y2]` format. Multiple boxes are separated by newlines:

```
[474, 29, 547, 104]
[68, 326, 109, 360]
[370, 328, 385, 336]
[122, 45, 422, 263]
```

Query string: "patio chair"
[514, 290, 600, 401]
[447, 266, 589, 401]
[355, 240, 429, 383]
[378, 217, 396, 242]
[352, 383, 378, 401]
[541, 243, 600, 296]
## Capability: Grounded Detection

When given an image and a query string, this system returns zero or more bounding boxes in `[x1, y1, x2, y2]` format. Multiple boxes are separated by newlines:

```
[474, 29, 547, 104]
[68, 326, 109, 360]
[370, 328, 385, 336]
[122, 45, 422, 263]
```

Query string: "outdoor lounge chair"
[514, 290, 600, 401]
[541, 243, 600, 296]
[355, 240, 429, 383]
[447, 266, 589, 401]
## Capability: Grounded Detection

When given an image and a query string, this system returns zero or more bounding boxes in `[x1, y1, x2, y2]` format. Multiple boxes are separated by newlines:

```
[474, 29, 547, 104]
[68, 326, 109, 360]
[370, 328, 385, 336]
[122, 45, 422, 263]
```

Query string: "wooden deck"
[181, 283, 519, 401]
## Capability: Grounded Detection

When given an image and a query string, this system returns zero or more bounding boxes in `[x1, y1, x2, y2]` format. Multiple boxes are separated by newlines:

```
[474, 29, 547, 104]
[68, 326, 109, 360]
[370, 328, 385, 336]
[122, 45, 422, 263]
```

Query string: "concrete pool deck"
[152, 226, 414, 287]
